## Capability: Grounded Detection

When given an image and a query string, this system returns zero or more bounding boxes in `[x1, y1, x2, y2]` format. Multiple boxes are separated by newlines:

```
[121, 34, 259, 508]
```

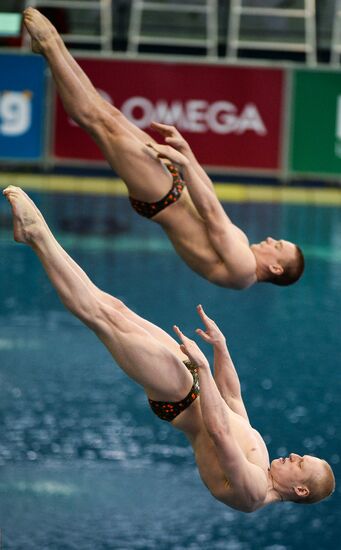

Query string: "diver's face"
[252, 237, 297, 266]
[270, 453, 323, 487]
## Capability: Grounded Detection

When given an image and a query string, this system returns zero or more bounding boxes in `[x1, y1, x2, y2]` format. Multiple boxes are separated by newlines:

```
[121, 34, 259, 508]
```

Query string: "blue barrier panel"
[0, 53, 46, 161]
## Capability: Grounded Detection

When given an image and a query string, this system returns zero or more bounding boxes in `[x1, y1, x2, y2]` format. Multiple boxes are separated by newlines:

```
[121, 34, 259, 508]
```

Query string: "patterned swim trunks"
[129, 163, 185, 219]
[148, 360, 200, 422]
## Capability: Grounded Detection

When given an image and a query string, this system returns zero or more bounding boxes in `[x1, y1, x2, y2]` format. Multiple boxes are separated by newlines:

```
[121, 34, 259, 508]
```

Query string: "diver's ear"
[268, 263, 284, 276]
[294, 485, 310, 498]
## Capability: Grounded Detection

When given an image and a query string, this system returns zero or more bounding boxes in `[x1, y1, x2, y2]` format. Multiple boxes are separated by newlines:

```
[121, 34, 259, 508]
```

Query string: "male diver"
[22, 7, 304, 290]
[3, 185, 333, 513]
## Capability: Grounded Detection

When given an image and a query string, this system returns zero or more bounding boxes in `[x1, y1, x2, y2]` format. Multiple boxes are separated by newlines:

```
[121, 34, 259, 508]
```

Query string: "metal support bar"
[233, 8, 311, 18]
[137, 2, 210, 13]
[227, 0, 316, 66]
[26, 1, 104, 8]
[127, 0, 218, 57]
[230, 40, 312, 52]
[331, 0, 341, 66]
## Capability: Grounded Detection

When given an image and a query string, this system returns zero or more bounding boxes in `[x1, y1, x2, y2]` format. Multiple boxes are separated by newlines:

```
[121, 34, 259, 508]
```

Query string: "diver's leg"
[55, 29, 156, 145]
[4, 186, 192, 400]
[26, 8, 156, 145]
[22, 187, 185, 357]
[23, 8, 169, 202]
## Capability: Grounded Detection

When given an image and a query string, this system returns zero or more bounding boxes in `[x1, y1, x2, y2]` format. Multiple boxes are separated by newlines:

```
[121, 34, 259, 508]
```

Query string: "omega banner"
[53, 59, 285, 172]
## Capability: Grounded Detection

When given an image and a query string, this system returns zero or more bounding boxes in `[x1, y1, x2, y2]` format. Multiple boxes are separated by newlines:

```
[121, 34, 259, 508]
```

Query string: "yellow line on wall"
[0, 173, 340, 206]
[214, 184, 341, 206]
[0, 173, 128, 196]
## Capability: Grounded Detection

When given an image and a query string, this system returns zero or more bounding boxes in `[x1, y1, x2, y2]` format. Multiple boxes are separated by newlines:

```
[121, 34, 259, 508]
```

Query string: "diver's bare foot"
[3, 186, 44, 244]
[23, 7, 59, 54]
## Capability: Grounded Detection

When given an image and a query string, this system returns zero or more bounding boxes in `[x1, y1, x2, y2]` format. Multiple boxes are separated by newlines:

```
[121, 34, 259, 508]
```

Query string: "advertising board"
[290, 69, 341, 177]
[53, 59, 285, 172]
[0, 53, 46, 161]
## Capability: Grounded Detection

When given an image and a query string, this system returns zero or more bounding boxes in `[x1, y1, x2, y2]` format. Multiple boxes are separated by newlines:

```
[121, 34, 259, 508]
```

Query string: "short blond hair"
[293, 460, 335, 504]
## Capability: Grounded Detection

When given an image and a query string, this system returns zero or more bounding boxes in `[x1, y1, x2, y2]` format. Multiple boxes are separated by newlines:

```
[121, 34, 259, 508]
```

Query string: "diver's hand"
[173, 325, 210, 369]
[150, 122, 192, 156]
[195, 305, 226, 349]
[144, 142, 189, 168]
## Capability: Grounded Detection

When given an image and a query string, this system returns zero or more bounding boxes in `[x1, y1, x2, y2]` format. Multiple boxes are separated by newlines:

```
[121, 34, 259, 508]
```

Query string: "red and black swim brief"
[129, 163, 185, 219]
[148, 360, 200, 422]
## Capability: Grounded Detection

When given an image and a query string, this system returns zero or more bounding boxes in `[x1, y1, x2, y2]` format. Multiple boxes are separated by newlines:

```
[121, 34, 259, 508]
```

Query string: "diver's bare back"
[173, 397, 269, 512]
[153, 190, 256, 289]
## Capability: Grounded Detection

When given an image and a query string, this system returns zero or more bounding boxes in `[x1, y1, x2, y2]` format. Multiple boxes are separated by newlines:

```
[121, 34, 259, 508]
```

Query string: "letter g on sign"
[0, 91, 32, 136]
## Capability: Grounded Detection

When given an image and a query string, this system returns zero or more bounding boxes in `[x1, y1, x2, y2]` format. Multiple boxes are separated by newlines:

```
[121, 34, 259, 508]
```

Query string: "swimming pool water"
[0, 194, 340, 549]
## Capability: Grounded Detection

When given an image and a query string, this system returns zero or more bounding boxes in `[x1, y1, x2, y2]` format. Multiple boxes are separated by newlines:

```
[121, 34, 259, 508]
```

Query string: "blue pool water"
[0, 194, 340, 549]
